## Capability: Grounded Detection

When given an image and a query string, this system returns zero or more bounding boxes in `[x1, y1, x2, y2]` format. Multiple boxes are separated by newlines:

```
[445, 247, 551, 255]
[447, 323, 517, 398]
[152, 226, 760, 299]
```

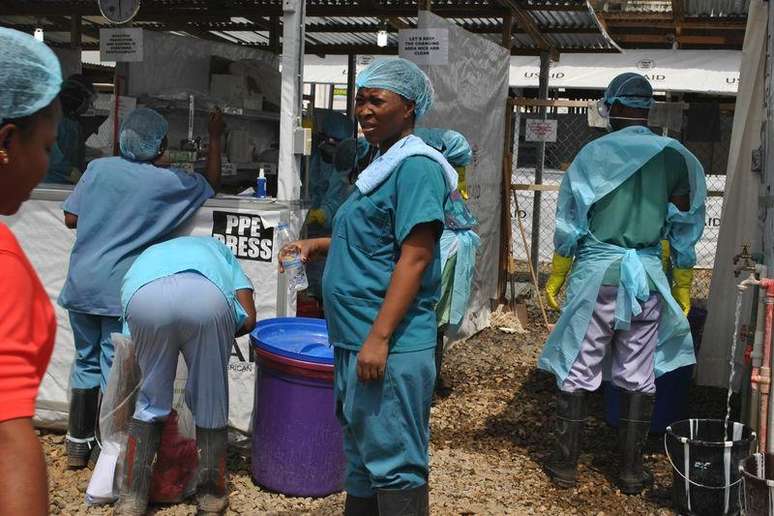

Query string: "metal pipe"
[750, 265, 768, 431]
[751, 277, 774, 453]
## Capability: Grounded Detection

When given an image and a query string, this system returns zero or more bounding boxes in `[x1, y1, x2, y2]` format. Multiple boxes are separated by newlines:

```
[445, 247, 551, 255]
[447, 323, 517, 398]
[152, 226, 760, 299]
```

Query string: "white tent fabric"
[697, 0, 767, 388]
[404, 12, 510, 337]
[303, 50, 740, 96]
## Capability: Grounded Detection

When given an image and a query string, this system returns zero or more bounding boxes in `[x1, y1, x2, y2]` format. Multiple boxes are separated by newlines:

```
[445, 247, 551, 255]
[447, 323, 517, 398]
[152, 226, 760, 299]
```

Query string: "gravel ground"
[41, 318, 728, 515]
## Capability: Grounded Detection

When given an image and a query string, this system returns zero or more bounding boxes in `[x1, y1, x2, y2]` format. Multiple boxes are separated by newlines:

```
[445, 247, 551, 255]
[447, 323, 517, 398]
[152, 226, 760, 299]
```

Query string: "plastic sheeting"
[2, 194, 291, 432]
[405, 11, 510, 338]
[698, 0, 768, 387]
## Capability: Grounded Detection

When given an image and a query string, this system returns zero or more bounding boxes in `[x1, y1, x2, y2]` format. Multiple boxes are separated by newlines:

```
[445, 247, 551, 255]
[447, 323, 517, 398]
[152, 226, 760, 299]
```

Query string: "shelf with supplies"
[137, 95, 280, 123]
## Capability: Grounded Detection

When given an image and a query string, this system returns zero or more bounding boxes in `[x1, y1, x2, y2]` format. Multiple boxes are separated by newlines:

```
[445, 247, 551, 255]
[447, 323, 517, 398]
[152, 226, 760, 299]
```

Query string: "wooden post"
[70, 15, 82, 50]
[346, 54, 356, 118]
[269, 16, 280, 53]
[498, 13, 514, 303]
[529, 50, 550, 275]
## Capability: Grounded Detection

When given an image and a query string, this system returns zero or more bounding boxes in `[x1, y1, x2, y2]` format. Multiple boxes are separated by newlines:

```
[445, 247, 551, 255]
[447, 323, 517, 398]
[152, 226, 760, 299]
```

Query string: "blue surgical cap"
[356, 58, 434, 119]
[119, 108, 169, 161]
[0, 28, 62, 121]
[321, 111, 354, 141]
[414, 128, 472, 167]
[603, 72, 654, 110]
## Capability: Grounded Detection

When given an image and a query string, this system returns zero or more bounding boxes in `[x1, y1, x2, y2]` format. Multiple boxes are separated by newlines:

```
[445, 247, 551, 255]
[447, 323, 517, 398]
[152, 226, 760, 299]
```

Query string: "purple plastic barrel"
[250, 318, 344, 497]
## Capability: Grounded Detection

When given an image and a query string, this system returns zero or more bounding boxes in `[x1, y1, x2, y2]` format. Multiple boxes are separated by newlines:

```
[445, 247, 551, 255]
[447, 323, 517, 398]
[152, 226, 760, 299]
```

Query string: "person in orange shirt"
[0, 28, 63, 515]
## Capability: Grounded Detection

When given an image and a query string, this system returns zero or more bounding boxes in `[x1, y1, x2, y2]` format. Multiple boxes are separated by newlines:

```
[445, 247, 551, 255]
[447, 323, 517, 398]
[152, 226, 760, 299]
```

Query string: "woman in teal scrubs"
[284, 59, 454, 515]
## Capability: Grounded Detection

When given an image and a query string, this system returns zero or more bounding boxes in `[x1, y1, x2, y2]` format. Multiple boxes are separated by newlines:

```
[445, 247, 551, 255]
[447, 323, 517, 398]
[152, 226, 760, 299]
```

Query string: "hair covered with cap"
[119, 108, 169, 161]
[603, 72, 654, 110]
[355, 58, 434, 119]
[0, 28, 62, 122]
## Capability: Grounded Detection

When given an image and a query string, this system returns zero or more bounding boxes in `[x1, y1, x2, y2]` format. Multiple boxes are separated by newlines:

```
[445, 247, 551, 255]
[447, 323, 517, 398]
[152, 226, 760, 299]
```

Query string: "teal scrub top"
[322, 156, 448, 353]
[122, 236, 253, 328]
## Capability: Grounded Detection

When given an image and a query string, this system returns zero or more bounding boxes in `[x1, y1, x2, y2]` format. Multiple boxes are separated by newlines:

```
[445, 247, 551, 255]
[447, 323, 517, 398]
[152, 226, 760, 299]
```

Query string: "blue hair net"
[414, 128, 472, 167]
[119, 108, 169, 161]
[355, 58, 434, 119]
[603, 72, 653, 110]
[0, 28, 62, 121]
[321, 111, 354, 141]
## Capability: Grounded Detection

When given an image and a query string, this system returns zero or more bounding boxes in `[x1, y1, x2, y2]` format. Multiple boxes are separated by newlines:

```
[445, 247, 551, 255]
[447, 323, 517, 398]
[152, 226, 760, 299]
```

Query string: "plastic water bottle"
[276, 223, 308, 291]
[255, 168, 267, 198]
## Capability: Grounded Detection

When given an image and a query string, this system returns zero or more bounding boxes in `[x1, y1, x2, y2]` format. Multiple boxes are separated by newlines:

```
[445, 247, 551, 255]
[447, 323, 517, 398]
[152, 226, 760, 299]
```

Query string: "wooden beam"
[386, 17, 410, 31]
[1, 3, 511, 19]
[672, 0, 684, 47]
[269, 16, 280, 53]
[502, 12, 513, 49]
[496, 0, 558, 60]
[70, 15, 82, 50]
[612, 33, 736, 46]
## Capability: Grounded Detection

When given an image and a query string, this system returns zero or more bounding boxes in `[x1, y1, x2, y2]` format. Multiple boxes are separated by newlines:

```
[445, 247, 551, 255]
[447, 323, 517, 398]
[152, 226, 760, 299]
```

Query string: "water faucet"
[734, 243, 758, 277]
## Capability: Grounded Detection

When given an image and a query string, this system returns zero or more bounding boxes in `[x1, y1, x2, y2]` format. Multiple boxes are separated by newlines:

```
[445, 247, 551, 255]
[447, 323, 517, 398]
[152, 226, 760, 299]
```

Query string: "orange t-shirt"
[0, 223, 56, 422]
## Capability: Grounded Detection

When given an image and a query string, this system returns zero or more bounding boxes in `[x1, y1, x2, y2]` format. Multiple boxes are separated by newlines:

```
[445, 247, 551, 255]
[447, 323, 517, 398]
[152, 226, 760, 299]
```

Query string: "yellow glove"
[306, 208, 327, 227]
[545, 253, 573, 311]
[672, 268, 693, 316]
[660, 240, 671, 275]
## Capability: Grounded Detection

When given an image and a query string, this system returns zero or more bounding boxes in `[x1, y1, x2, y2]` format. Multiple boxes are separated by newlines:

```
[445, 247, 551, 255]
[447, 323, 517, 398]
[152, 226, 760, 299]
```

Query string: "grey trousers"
[125, 272, 236, 429]
[561, 286, 660, 394]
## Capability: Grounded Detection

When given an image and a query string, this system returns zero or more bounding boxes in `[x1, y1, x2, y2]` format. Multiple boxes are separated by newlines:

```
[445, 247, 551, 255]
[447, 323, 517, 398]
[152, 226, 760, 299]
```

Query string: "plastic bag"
[87, 333, 198, 506]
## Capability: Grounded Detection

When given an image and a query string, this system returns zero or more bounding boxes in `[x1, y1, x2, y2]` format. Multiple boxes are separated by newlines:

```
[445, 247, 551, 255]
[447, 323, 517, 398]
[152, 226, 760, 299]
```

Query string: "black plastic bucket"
[740, 453, 774, 516]
[665, 419, 756, 516]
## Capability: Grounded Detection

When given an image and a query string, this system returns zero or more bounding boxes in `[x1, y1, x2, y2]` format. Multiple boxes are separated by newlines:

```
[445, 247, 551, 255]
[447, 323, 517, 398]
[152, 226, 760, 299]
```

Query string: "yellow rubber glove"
[660, 240, 671, 274]
[672, 268, 693, 316]
[306, 208, 327, 227]
[545, 253, 573, 311]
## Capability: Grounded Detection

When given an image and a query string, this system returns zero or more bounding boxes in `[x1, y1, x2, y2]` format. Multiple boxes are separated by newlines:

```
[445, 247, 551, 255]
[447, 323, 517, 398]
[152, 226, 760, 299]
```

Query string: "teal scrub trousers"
[334, 347, 436, 497]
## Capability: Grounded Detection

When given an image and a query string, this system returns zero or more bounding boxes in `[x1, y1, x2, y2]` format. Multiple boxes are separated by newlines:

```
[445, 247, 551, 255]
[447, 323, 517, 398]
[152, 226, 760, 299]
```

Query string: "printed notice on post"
[399, 29, 449, 65]
[100, 28, 143, 62]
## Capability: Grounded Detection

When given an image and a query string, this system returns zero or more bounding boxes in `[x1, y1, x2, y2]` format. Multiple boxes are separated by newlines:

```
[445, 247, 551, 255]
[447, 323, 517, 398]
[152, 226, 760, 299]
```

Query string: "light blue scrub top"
[322, 156, 448, 354]
[59, 157, 214, 316]
[121, 236, 253, 329]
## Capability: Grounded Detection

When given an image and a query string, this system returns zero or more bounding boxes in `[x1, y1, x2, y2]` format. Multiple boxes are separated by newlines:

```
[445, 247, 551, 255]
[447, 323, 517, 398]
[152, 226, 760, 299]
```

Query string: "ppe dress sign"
[399, 29, 449, 65]
[100, 28, 143, 62]
[525, 119, 558, 143]
[211, 211, 274, 262]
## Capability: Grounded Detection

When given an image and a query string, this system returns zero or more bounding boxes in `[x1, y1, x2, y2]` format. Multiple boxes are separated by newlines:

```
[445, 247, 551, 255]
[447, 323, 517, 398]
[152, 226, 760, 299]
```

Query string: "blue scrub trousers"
[334, 347, 436, 497]
[69, 311, 122, 391]
[125, 272, 236, 429]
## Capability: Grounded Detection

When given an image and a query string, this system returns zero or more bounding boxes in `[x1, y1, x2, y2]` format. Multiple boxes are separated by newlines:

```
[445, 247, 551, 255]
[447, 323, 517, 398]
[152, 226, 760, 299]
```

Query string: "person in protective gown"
[539, 73, 707, 494]
[283, 58, 458, 515]
[43, 74, 96, 184]
[59, 107, 224, 469]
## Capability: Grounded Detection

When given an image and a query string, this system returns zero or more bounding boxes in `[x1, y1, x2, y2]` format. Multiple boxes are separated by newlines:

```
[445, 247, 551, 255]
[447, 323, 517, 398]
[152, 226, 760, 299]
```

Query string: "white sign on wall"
[399, 29, 449, 66]
[525, 119, 558, 143]
[100, 28, 143, 62]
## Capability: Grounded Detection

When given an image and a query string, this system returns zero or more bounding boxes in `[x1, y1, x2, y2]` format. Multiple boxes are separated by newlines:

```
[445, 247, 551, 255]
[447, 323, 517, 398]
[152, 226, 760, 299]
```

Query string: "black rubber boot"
[196, 426, 229, 516]
[344, 494, 379, 516]
[88, 391, 104, 469]
[617, 391, 655, 495]
[544, 390, 585, 488]
[113, 419, 163, 516]
[376, 484, 429, 516]
[66, 387, 100, 469]
[433, 329, 449, 399]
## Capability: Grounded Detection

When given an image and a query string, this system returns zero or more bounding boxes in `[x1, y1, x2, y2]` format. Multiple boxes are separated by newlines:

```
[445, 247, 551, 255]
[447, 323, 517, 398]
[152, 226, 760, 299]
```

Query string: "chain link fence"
[509, 99, 732, 306]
